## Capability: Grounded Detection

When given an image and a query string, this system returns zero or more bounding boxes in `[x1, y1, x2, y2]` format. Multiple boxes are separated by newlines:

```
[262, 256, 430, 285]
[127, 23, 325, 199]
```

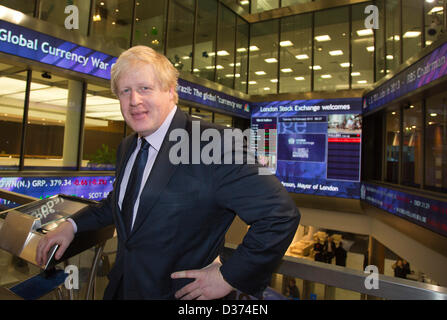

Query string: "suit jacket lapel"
[128, 108, 188, 239]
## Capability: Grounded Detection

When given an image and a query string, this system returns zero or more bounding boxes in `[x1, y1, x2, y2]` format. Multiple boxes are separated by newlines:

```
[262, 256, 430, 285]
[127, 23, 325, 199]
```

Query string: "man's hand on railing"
[36, 221, 75, 267]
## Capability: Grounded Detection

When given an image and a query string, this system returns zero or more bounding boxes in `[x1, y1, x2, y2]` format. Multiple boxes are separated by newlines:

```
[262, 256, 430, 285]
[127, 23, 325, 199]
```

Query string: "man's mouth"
[130, 111, 148, 120]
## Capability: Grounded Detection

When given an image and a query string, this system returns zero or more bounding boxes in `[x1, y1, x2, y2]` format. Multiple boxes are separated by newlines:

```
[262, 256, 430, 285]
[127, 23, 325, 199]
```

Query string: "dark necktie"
[122, 138, 150, 234]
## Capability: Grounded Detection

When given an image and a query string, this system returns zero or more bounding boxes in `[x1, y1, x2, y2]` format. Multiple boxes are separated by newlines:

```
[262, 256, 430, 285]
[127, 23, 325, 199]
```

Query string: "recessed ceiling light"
[356, 29, 374, 36]
[250, 45, 260, 51]
[240, 0, 249, 5]
[430, 113, 438, 117]
[351, 72, 361, 76]
[321, 74, 332, 79]
[281, 68, 293, 73]
[294, 77, 305, 81]
[340, 62, 350, 68]
[309, 65, 322, 70]
[270, 79, 278, 83]
[366, 46, 375, 52]
[403, 31, 421, 38]
[386, 55, 394, 60]
[357, 80, 367, 84]
[296, 54, 309, 60]
[263, 87, 270, 91]
[315, 35, 331, 42]
[248, 81, 257, 85]
[236, 48, 247, 52]
[428, 6, 443, 14]
[217, 50, 230, 56]
[255, 71, 266, 75]
[264, 58, 278, 63]
[280, 40, 293, 47]
[329, 50, 343, 56]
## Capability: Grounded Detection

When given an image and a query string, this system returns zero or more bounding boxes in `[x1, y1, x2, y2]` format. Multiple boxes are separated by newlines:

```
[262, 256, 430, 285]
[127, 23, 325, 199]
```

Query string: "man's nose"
[130, 90, 142, 106]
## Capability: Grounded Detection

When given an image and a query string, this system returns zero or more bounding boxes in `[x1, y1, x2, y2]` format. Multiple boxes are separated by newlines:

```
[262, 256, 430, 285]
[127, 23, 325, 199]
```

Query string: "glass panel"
[424, 0, 445, 47]
[194, 0, 217, 81]
[0, 63, 27, 170]
[251, 0, 279, 14]
[314, 7, 349, 91]
[386, 0, 401, 74]
[375, 0, 386, 81]
[90, 0, 132, 49]
[214, 112, 232, 128]
[191, 107, 212, 124]
[38, 0, 91, 35]
[402, 0, 422, 62]
[385, 107, 400, 184]
[0, 0, 35, 15]
[216, 4, 236, 89]
[82, 84, 124, 171]
[132, 0, 167, 52]
[352, 3, 374, 89]
[235, 17, 249, 93]
[166, 0, 195, 73]
[402, 103, 422, 187]
[23, 73, 77, 170]
[279, 13, 311, 93]
[425, 93, 447, 193]
[248, 20, 279, 95]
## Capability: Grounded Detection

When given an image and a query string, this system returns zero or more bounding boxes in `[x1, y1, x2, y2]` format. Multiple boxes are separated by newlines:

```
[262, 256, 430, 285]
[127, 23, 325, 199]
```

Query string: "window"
[235, 17, 249, 93]
[166, 0, 195, 73]
[251, 0, 279, 14]
[385, 107, 400, 183]
[425, 0, 445, 47]
[385, 0, 401, 74]
[82, 84, 124, 171]
[132, 0, 167, 52]
[248, 20, 279, 95]
[216, 4, 236, 89]
[0, 63, 27, 170]
[352, 3, 374, 89]
[90, 0, 133, 49]
[314, 7, 349, 91]
[0, 0, 35, 16]
[24, 73, 74, 169]
[194, 0, 218, 81]
[279, 13, 311, 93]
[425, 93, 447, 193]
[402, 0, 423, 62]
[402, 103, 422, 187]
[39, 0, 91, 35]
[375, 0, 386, 81]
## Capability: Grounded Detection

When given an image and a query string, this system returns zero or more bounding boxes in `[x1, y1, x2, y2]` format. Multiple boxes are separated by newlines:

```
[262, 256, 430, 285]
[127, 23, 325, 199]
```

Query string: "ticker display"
[0, 176, 114, 208]
[251, 98, 362, 199]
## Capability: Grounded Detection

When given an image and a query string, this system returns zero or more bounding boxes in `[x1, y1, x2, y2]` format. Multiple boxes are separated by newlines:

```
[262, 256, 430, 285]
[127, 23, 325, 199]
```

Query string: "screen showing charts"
[251, 98, 362, 199]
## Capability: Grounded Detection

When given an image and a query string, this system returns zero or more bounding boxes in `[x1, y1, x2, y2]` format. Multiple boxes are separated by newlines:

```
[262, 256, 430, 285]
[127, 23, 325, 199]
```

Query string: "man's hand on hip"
[35, 220, 75, 267]
[171, 258, 234, 300]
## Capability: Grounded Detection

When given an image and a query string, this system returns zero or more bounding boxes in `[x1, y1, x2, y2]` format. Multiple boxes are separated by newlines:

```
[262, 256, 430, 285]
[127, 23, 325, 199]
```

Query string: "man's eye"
[120, 88, 130, 95]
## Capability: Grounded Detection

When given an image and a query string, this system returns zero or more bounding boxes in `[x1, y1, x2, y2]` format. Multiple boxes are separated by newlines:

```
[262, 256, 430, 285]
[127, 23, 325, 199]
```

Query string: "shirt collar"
[140, 105, 177, 152]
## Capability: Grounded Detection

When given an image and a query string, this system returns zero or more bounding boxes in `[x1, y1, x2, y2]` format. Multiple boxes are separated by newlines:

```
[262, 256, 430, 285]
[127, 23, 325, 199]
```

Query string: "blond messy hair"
[111, 46, 179, 103]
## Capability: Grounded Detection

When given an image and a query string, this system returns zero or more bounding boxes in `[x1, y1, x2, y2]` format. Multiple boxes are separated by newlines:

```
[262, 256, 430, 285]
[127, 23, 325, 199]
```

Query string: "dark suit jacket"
[71, 108, 300, 299]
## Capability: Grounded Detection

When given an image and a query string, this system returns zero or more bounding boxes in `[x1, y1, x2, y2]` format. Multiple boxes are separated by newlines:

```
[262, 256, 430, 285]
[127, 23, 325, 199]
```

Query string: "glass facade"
[385, 107, 400, 184]
[402, 102, 422, 188]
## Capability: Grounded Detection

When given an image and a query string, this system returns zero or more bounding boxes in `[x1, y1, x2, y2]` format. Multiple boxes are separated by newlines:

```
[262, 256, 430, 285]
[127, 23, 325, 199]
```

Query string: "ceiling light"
[428, 6, 443, 14]
[270, 79, 278, 83]
[294, 77, 305, 81]
[248, 81, 257, 85]
[216, 65, 224, 70]
[430, 113, 438, 117]
[236, 48, 247, 52]
[255, 71, 266, 75]
[250, 45, 260, 51]
[296, 54, 309, 60]
[321, 74, 332, 79]
[264, 58, 278, 63]
[329, 50, 343, 56]
[386, 55, 394, 60]
[340, 62, 350, 68]
[280, 40, 293, 47]
[281, 68, 293, 73]
[351, 72, 361, 76]
[217, 50, 230, 56]
[356, 29, 374, 36]
[309, 65, 322, 70]
[315, 35, 331, 42]
[403, 31, 421, 38]
[357, 80, 367, 84]
[392, 112, 396, 115]
[366, 46, 375, 52]
[240, 0, 249, 5]
[263, 87, 270, 91]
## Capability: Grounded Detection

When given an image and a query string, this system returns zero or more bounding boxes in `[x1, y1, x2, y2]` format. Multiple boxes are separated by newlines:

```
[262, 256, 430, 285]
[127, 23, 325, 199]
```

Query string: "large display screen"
[0, 176, 114, 208]
[251, 98, 362, 199]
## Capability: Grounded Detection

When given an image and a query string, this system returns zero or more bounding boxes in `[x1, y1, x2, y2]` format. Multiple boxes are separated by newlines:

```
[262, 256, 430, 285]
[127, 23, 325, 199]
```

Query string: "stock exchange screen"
[0, 176, 114, 209]
[251, 98, 362, 199]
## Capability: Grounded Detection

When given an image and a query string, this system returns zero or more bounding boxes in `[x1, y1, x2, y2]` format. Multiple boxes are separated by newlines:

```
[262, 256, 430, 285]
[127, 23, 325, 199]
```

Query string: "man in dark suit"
[36, 46, 300, 300]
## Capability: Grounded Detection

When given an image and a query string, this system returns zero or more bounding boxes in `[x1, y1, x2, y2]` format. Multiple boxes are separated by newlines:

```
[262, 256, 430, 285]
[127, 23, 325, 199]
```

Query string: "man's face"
[116, 63, 175, 137]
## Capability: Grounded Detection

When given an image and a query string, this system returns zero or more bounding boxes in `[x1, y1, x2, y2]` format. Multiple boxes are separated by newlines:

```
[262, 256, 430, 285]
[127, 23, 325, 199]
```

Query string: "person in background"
[334, 241, 347, 267]
[286, 278, 300, 300]
[324, 236, 336, 264]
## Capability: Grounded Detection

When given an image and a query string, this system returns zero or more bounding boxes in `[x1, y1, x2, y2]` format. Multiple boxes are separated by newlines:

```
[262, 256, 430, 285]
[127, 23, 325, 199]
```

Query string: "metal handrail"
[223, 243, 447, 300]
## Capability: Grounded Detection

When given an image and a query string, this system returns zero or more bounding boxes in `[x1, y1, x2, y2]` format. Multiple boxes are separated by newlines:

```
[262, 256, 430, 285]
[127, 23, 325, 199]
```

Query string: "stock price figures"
[0, 176, 115, 208]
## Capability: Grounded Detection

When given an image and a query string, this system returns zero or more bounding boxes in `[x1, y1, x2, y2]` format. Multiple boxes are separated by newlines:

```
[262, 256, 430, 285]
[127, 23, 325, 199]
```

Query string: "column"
[62, 80, 83, 168]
